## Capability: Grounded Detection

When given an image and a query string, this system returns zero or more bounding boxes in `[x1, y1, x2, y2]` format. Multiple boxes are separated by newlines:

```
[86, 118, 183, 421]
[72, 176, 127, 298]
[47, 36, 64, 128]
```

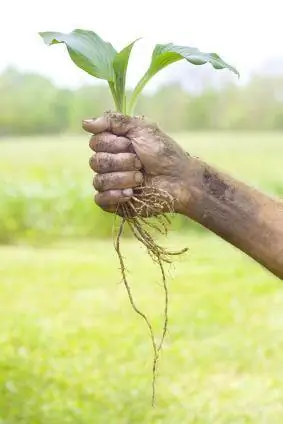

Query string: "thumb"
[82, 112, 143, 136]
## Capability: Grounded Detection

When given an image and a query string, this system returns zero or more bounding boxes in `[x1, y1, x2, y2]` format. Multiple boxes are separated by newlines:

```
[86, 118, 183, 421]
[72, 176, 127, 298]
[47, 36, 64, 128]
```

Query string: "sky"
[1, 0, 283, 90]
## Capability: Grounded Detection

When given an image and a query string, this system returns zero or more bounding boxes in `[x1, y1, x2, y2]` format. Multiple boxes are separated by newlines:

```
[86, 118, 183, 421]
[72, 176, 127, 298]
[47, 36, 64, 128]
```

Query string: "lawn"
[1, 131, 282, 243]
[1, 132, 283, 191]
[0, 132, 282, 422]
[0, 236, 282, 423]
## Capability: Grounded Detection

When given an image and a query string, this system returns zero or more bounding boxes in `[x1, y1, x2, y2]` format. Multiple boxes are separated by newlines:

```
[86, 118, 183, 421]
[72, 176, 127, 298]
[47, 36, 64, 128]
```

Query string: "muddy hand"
[83, 112, 191, 215]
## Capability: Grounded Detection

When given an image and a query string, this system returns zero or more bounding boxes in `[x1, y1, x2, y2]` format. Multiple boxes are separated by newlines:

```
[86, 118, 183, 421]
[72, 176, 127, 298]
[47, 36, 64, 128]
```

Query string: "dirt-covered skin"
[84, 112, 191, 214]
[83, 112, 283, 280]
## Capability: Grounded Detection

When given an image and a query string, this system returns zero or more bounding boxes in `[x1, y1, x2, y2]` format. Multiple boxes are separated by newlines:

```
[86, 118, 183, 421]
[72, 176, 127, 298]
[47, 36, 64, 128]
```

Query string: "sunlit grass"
[0, 235, 282, 423]
[0, 132, 282, 422]
[0, 132, 282, 244]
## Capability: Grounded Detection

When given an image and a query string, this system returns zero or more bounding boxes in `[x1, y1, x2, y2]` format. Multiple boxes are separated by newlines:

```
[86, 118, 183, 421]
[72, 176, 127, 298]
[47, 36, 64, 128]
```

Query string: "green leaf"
[148, 43, 239, 77]
[113, 39, 141, 112]
[128, 43, 239, 114]
[39, 29, 117, 81]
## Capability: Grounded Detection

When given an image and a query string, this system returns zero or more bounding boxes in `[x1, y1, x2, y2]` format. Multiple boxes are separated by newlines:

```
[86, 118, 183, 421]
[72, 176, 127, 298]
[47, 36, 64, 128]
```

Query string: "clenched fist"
[82, 112, 283, 279]
[83, 112, 191, 215]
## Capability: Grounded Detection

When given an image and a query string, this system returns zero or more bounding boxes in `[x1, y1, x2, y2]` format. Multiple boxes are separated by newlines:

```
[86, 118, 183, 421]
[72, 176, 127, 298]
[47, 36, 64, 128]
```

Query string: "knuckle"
[133, 155, 142, 170]
[116, 136, 132, 151]
[125, 153, 136, 169]
[110, 114, 132, 136]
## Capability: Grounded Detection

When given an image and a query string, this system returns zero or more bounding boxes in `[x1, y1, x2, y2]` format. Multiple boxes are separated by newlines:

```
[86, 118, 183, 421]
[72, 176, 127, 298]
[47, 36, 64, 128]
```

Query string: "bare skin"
[83, 112, 283, 280]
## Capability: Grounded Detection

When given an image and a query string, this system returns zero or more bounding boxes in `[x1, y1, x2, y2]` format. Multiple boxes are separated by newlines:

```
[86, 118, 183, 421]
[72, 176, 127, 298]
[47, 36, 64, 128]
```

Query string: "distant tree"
[0, 68, 282, 136]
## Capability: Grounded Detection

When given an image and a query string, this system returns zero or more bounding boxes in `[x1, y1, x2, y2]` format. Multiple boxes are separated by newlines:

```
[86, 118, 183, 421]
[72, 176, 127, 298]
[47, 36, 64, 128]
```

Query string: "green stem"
[108, 81, 122, 112]
[127, 73, 150, 115]
[123, 95, 127, 115]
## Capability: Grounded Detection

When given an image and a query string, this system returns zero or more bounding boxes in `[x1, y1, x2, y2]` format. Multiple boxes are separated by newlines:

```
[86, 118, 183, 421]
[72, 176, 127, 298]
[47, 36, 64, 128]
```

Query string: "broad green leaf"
[128, 43, 239, 114]
[113, 39, 140, 111]
[147, 43, 239, 78]
[39, 29, 117, 81]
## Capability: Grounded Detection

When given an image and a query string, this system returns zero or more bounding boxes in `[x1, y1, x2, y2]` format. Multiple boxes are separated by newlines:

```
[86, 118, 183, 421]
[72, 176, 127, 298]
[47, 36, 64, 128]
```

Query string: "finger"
[94, 171, 143, 192]
[95, 189, 133, 207]
[83, 112, 145, 136]
[89, 153, 142, 174]
[89, 133, 133, 153]
[83, 116, 110, 134]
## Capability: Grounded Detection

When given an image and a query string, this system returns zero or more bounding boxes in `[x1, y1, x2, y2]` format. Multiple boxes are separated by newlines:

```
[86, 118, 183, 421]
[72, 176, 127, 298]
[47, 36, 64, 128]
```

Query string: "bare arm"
[83, 113, 283, 280]
[180, 157, 283, 279]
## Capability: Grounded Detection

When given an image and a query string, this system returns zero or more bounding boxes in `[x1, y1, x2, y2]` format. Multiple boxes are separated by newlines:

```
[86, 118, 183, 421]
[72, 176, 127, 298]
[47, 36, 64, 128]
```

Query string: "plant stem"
[123, 95, 127, 115]
[127, 73, 150, 115]
[108, 81, 122, 112]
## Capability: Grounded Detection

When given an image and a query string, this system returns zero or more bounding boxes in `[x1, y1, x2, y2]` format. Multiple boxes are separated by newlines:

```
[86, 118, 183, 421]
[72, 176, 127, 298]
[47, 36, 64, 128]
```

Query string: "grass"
[0, 235, 282, 423]
[1, 132, 282, 188]
[0, 132, 282, 243]
[0, 131, 282, 422]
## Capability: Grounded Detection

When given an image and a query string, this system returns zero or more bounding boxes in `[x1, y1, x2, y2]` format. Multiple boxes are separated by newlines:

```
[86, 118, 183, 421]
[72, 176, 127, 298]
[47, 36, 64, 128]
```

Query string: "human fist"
[83, 112, 191, 216]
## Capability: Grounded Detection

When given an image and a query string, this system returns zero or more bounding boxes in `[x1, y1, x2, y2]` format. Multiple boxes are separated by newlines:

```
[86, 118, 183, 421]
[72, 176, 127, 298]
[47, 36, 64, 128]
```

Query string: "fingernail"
[135, 172, 143, 184]
[83, 118, 96, 124]
[122, 188, 133, 197]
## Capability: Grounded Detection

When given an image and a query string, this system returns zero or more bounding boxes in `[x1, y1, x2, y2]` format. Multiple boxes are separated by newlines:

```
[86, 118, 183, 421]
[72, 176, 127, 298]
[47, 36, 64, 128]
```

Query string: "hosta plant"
[40, 29, 239, 405]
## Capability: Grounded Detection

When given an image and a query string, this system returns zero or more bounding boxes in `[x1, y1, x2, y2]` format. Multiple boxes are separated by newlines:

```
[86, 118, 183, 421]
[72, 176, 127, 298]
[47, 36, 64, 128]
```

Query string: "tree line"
[1, 67, 283, 136]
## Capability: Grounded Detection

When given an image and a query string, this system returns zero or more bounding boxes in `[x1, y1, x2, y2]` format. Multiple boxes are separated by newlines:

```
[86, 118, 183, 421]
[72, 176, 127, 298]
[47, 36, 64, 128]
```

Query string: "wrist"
[174, 156, 202, 216]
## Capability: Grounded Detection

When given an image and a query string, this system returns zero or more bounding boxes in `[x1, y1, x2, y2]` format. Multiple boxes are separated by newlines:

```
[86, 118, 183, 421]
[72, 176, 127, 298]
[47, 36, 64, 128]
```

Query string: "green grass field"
[0, 132, 282, 423]
[1, 131, 282, 243]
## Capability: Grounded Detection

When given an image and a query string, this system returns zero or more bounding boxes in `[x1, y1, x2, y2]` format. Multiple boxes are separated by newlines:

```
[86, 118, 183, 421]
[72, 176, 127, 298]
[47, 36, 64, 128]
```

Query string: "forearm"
[181, 158, 283, 280]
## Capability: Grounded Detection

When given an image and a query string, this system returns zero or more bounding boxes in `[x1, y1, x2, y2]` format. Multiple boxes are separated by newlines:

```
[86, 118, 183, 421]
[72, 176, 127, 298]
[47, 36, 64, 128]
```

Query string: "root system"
[114, 184, 188, 406]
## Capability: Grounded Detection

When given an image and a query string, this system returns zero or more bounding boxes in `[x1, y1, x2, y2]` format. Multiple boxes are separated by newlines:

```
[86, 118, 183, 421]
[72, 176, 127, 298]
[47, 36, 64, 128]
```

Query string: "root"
[114, 185, 188, 406]
[114, 217, 158, 406]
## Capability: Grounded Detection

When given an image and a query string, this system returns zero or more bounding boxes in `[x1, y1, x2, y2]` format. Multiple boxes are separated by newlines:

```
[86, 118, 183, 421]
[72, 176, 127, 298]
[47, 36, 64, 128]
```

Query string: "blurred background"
[0, 1, 283, 423]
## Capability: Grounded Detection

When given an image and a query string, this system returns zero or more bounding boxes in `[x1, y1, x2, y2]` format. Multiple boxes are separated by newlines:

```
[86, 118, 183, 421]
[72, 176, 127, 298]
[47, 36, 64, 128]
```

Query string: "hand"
[83, 112, 191, 216]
